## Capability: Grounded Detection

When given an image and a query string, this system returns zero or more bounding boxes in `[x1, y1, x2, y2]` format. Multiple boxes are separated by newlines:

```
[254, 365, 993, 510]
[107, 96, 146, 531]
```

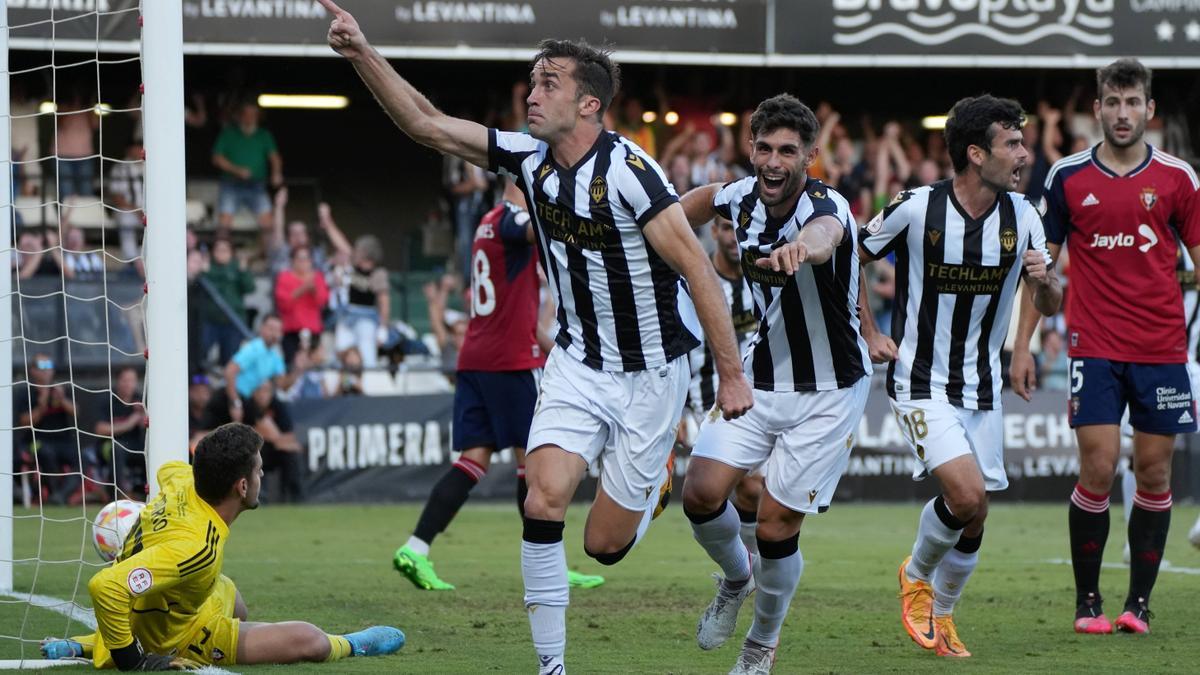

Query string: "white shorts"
[692, 377, 870, 514]
[527, 348, 689, 512]
[891, 399, 1008, 492]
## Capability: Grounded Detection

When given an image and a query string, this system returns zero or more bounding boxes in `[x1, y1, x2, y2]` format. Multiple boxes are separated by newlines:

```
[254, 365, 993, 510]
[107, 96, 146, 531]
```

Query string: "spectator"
[107, 141, 145, 273]
[187, 372, 212, 450]
[334, 235, 389, 369]
[16, 228, 63, 279]
[200, 237, 254, 366]
[186, 248, 208, 376]
[11, 80, 42, 197]
[286, 343, 329, 400]
[614, 95, 656, 157]
[212, 102, 283, 234]
[443, 153, 488, 285]
[336, 346, 365, 396]
[423, 274, 468, 381]
[54, 94, 99, 199]
[62, 226, 103, 280]
[14, 353, 79, 504]
[245, 379, 305, 503]
[274, 245, 329, 366]
[94, 366, 146, 499]
[1039, 325, 1070, 391]
[222, 314, 289, 420]
[267, 187, 344, 277]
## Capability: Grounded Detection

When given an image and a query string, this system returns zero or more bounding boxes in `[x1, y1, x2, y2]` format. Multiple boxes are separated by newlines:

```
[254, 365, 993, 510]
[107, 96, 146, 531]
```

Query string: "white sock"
[932, 546, 979, 616]
[522, 539, 569, 658]
[1121, 461, 1136, 525]
[739, 520, 759, 557]
[906, 498, 964, 582]
[747, 546, 803, 647]
[688, 502, 751, 582]
[405, 536, 430, 557]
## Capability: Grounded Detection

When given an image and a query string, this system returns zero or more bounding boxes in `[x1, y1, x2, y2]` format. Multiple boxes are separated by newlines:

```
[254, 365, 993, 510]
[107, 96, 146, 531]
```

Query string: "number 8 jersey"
[456, 200, 547, 372]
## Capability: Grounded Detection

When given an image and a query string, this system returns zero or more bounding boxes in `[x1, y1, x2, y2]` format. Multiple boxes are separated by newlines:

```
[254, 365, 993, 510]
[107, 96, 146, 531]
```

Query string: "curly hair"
[193, 423, 262, 503]
[749, 94, 819, 147]
[532, 39, 621, 120]
[944, 95, 1025, 173]
[1097, 58, 1151, 101]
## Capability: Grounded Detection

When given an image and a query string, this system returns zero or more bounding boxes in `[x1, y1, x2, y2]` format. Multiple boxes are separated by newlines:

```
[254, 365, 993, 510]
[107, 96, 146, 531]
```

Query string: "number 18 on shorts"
[891, 399, 1008, 492]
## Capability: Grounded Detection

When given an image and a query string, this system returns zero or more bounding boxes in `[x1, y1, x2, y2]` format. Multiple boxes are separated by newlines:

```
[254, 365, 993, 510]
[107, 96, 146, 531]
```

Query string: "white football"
[92, 500, 145, 562]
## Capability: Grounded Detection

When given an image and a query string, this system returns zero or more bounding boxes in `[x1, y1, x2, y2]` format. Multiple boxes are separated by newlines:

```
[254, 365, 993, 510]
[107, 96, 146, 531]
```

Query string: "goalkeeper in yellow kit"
[41, 423, 405, 670]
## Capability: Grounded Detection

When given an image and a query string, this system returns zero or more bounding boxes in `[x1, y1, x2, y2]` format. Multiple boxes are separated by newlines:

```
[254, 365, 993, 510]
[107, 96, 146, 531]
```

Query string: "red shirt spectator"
[274, 246, 329, 365]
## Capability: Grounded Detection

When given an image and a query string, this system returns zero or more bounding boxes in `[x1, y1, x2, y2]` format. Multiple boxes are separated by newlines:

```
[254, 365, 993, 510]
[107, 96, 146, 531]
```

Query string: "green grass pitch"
[3, 502, 1199, 673]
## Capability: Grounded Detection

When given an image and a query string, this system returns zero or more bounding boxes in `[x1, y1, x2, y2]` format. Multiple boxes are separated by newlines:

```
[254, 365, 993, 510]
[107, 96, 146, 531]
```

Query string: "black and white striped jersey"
[713, 176, 871, 392]
[860, 180, 1050, 410]
[678, 271, 758, 413]
[488, 129, 699, 372]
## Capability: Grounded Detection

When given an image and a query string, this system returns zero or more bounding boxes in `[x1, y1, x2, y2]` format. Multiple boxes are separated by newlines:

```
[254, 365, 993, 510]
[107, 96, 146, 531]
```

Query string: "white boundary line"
[0, 592, 239, 673]
[1042, 558, 1200, 575]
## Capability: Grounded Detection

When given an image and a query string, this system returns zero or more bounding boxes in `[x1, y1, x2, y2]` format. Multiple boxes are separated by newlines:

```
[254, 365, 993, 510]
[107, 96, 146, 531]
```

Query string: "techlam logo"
[1089, 225, 1158, 252]
[831, 0, 1114, 47]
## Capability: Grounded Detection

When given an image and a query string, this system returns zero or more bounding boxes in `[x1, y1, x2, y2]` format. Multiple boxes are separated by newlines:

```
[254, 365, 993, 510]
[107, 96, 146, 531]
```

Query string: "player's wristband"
[110, 641, 143, 671]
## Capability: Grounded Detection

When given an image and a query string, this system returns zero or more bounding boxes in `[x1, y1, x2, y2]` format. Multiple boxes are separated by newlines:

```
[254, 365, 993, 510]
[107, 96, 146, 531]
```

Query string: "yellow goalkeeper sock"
[325, 635, 352, 662]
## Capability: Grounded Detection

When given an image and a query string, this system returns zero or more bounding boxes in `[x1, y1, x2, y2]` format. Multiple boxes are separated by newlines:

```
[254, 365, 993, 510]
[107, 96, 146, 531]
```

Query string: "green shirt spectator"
[213, 124, 277, 182]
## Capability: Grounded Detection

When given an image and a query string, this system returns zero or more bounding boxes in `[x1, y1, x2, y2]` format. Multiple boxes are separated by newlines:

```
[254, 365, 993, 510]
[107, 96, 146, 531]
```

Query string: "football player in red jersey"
[1012, 58, 1200, 635]
[392, 181, 603, 592]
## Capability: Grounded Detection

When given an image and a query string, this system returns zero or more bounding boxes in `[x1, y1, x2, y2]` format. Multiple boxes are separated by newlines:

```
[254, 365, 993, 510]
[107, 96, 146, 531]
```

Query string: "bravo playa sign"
[831, 0, 1115, 47]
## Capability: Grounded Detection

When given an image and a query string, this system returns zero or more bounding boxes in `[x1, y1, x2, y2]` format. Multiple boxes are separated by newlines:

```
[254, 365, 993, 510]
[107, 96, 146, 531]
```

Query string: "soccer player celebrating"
[679, 95, 873, 674]
[861, 95, 1061, 657]
[318, 2, 753, 672]
[1011, 58, 1200, 634]
[393, 181, 603, 592]
[40, 424, 404, 669]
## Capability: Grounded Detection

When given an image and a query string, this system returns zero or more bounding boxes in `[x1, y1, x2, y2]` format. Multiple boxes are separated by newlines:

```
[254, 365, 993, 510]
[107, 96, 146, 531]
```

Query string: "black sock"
[734, 503, 757, 525]
[413, 463, 479, 544]
[516, 467, 528, 520]
[1126, 493, 1171, 610]
[1068, 490, 1110, 608]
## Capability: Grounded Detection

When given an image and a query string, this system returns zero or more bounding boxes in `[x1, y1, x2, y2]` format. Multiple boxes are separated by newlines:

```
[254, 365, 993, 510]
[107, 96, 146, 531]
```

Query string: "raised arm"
[319, 0, 489, 167]
[643, 203, 752, 420]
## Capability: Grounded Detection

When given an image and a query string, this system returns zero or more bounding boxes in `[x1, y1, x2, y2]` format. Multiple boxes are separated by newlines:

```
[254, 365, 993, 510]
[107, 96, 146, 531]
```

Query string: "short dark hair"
[193, 423, 262, 503]
[532, 39, 620, 120]
[1096, 58, 1152, 101]
[944, 95, 1025, 173]
[749, 94, 820, 148]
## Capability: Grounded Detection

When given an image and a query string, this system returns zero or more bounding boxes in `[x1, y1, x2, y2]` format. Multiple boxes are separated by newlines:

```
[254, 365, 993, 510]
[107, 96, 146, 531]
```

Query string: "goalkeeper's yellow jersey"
[87, 461, 229, 661]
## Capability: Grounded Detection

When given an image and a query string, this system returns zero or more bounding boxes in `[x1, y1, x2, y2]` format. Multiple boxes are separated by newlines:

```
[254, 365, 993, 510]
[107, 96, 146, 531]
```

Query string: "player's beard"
[757, 168, 802, 208]
[1103, 118, 1145, 149]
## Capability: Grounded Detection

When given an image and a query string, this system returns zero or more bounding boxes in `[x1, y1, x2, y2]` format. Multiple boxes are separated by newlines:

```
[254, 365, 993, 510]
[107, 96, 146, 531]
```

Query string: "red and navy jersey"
[1042, 144, 1200, 363]
[457, 201, 547, 372]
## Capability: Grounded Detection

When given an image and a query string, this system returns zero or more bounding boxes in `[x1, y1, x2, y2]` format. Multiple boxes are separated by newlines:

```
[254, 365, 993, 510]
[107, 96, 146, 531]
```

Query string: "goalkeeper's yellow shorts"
[177, 574, 241, 666]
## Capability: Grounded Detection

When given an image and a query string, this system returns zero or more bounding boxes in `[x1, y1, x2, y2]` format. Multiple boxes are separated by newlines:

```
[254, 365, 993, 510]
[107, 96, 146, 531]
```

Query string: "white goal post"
[1, 0, 188, 666]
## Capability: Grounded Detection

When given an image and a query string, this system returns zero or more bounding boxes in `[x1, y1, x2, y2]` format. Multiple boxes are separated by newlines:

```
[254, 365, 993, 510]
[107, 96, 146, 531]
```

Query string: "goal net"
[0, 0, 187, 667]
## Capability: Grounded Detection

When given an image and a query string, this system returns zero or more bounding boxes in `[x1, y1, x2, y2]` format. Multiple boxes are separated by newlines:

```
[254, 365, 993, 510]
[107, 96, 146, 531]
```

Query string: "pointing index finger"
[317, 0, 345, 18]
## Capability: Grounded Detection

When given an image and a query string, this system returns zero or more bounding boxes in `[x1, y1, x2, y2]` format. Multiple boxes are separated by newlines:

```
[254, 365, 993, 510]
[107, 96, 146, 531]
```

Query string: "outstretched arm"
[319, 0, 488, 167]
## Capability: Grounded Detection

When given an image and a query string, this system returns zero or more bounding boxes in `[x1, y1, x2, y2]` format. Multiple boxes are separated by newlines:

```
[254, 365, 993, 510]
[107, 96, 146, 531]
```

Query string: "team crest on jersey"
[1000, 227, 1017, 253]
[626, 153, 646, 171]
[928, 229, 942, 246]
[589, 176, 607, 204]
[1141, 187, 1158, 211]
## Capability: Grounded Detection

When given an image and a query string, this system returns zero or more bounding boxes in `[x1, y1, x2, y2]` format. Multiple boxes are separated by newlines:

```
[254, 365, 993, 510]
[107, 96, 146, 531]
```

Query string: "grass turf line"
[2, 503, 1199, 673]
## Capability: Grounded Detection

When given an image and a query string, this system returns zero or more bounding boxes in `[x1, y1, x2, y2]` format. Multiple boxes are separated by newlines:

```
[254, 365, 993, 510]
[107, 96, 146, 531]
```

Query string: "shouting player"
[680, 95, 873, 674]
[318, 2, 753, 672]
[393, 180, 603, 591]
[861, 95, 1061, 657]
[1011, 58, 1200, 634]
[41, 424, 404, 669]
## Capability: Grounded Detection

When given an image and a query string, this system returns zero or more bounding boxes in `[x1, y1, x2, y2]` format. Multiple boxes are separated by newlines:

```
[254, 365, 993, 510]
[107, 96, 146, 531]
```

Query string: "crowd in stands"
[9, 78, 1196, 506]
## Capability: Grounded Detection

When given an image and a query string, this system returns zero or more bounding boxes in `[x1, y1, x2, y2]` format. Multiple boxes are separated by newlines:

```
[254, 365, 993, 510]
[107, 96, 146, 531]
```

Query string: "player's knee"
[584, 536, 635, 566]
[681, 478, 725, 515]
[733, 474, 764, 509]
[522, 488, 567, 520]
[944, 490, 985, 524]
[1134, 461, 1171, 492]
[298, 625, 330, 662]
[755, 510, 804, 542]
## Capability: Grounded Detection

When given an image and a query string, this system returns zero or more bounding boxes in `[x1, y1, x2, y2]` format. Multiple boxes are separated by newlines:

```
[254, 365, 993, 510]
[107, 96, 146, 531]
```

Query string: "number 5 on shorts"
[1070, 360, 1084, 394]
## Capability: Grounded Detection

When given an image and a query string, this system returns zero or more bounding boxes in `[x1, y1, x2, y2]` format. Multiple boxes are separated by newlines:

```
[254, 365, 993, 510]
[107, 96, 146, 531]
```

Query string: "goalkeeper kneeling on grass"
[42, 423, 405, 670]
